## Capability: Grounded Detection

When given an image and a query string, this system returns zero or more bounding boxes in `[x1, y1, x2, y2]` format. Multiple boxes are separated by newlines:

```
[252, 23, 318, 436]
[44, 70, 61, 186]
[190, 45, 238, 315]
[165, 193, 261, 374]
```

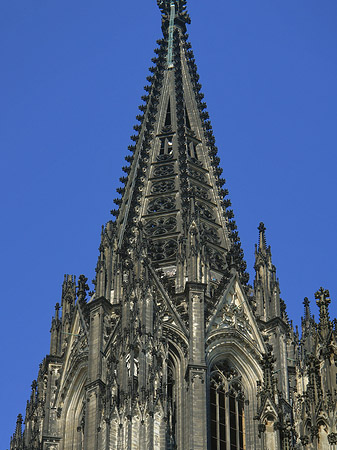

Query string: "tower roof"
[108, 0, 249, 289]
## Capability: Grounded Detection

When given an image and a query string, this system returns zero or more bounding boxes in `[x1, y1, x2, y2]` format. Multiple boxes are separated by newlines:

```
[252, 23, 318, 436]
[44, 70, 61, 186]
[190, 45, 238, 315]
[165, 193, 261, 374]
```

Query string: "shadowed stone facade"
[9, 1, 337, 449]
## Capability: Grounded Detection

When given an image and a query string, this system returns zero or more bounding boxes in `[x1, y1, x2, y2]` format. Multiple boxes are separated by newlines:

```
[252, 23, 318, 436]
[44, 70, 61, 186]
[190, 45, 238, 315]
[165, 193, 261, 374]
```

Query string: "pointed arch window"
[159, 135, 173, 156]
[210, 363, 245, 450]
[165, 99, 172, 127]
[187, 139, 198, 160]
[185, 106, 192, 129]
[166, 358, 177, 449]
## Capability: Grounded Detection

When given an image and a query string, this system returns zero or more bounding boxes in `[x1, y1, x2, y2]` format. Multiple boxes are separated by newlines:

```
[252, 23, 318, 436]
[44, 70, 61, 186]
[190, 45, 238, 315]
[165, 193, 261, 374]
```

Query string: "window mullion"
[235, 396, 240, 449]
[225, 389, 230, 450]
[215, 389, 219, 450]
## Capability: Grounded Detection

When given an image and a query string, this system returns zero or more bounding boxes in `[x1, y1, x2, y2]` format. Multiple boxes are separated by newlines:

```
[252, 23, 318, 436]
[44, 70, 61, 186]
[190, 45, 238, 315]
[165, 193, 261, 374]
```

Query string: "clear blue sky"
[1, 0, 336, 446]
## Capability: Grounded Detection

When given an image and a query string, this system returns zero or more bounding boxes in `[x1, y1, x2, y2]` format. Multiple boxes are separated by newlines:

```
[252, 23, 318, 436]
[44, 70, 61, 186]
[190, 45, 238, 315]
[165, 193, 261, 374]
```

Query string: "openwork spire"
[107, 2, 249, 295]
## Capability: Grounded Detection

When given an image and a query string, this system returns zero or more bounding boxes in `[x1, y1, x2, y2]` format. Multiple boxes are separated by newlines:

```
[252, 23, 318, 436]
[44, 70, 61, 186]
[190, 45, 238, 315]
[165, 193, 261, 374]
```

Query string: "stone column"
[84, 297, 112, 450]
[186, 282, 207, 450]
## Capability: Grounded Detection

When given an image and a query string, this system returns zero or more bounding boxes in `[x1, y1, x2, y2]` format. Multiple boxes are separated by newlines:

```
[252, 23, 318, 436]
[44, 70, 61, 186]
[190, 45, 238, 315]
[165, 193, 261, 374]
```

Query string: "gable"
[206, 273, 265, 353]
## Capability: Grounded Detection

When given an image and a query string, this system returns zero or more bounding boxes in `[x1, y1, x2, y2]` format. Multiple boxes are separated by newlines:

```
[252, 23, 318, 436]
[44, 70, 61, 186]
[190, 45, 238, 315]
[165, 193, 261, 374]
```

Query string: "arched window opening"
[318, 422, 329, 450]
[76, 402, 85, 450]
[166, 357, 177, 449]
[165, 99, 172, 127]
[264, 415, 277, 449]
[185, 106, 192, 129]
[187, 140, 198, 160]
[159, 136, 173, 156]
[125, 352, 139, 393]
[210, 362, 245, 450]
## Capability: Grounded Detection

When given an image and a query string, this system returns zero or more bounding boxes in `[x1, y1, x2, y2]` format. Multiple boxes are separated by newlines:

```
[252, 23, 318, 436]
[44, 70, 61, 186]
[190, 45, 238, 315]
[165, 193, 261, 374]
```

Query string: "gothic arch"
[206, 333, 264, 449]
[61, 366, 87, 450]
[317, 419, 329, 450]
[209, 361, 246, 450]
[166, 330, 188, 450]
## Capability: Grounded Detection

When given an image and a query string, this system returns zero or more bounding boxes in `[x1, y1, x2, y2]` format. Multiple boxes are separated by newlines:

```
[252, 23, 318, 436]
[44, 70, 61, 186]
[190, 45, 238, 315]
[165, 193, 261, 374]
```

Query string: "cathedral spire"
[105, 0, 249, 304]
[7, 3, 337, 449]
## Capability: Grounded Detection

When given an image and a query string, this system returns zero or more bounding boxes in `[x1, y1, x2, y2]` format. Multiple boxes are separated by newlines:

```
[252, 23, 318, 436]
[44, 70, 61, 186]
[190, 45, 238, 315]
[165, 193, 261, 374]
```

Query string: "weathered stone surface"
[9, 3, 337, 450]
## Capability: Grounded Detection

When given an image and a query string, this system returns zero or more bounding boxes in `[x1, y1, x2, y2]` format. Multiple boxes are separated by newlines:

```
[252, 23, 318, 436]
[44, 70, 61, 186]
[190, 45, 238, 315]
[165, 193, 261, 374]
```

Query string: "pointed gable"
[207, 273, 265, 354]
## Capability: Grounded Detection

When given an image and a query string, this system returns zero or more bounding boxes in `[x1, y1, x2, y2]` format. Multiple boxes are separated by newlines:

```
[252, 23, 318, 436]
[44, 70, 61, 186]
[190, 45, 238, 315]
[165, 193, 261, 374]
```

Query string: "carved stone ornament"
[149, 239, 177, 261]
[188, 167, 206, 182]
[157, 0, 190, 22]
[210, 301, 253, 339]
[148, 196, 176, 214]
[190, 369, 205, 384]
[196, 201, 214, 221]
[153, 164, 175, 177]
[258, 423, 266, 436]
[151, 180, 175, 193]
[201, 223, 219, 243]
[300, 435, 310, 445]
[145, 216, 177, 236]
[157, 152, 173, 162]
[207, 246, 226, 271]
[328, 433, 337, 444]
[190, 183, 209, 199]
[189, 156, 202, 167]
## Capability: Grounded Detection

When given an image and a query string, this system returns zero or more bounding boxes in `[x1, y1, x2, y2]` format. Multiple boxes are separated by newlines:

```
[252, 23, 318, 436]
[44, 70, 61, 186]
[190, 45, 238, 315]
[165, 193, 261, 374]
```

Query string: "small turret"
[254, 222, 282, 322]
[258, 221, 267, 252]
[303, 296, 311, 322]
[10, 414, 23, 450]
[60, 274, 76, 351]
[315, 287, 332, 339]
[50, 302, 61, 356]
[301, 297, 317, 354]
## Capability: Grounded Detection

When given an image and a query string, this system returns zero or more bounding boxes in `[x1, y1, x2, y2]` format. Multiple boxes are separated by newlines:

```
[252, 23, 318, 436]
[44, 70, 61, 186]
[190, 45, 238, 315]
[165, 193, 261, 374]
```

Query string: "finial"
[315, 287, 331, 333]
[303, 297, 311, 321]
[157, 0, 189, 17]
[258, 222, 267, 251]
[55, 302, 60, 320]
[77, 274, 89, 301]
[15, 413, 23, 431]
[157, 1, 191, 30]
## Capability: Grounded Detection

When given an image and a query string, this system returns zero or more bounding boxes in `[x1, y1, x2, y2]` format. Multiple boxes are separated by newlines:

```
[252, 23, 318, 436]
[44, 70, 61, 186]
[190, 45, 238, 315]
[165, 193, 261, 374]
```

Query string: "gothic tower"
[9, 1, 337, 449]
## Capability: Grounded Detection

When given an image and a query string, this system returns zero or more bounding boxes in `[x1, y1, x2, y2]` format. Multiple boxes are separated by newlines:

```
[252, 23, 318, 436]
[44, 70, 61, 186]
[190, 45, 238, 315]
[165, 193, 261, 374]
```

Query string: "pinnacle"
[315, 287, 331, 332]
[258, 222, 267, 251]
[303, 297, 311, 321]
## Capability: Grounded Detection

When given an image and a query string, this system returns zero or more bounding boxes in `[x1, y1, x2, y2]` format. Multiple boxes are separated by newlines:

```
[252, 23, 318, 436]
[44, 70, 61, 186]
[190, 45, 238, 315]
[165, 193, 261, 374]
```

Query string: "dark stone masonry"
[9, 1, 336, 449]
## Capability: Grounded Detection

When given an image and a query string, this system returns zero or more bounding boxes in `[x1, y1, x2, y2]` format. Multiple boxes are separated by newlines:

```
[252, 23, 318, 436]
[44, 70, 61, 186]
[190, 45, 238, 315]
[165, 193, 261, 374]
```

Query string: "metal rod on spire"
[167, 1, 176, 68]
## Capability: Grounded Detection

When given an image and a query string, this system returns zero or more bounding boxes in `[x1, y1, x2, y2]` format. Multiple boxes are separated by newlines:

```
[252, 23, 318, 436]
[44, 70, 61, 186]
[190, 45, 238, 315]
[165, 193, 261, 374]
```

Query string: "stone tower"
[9, 1, 337, 449]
